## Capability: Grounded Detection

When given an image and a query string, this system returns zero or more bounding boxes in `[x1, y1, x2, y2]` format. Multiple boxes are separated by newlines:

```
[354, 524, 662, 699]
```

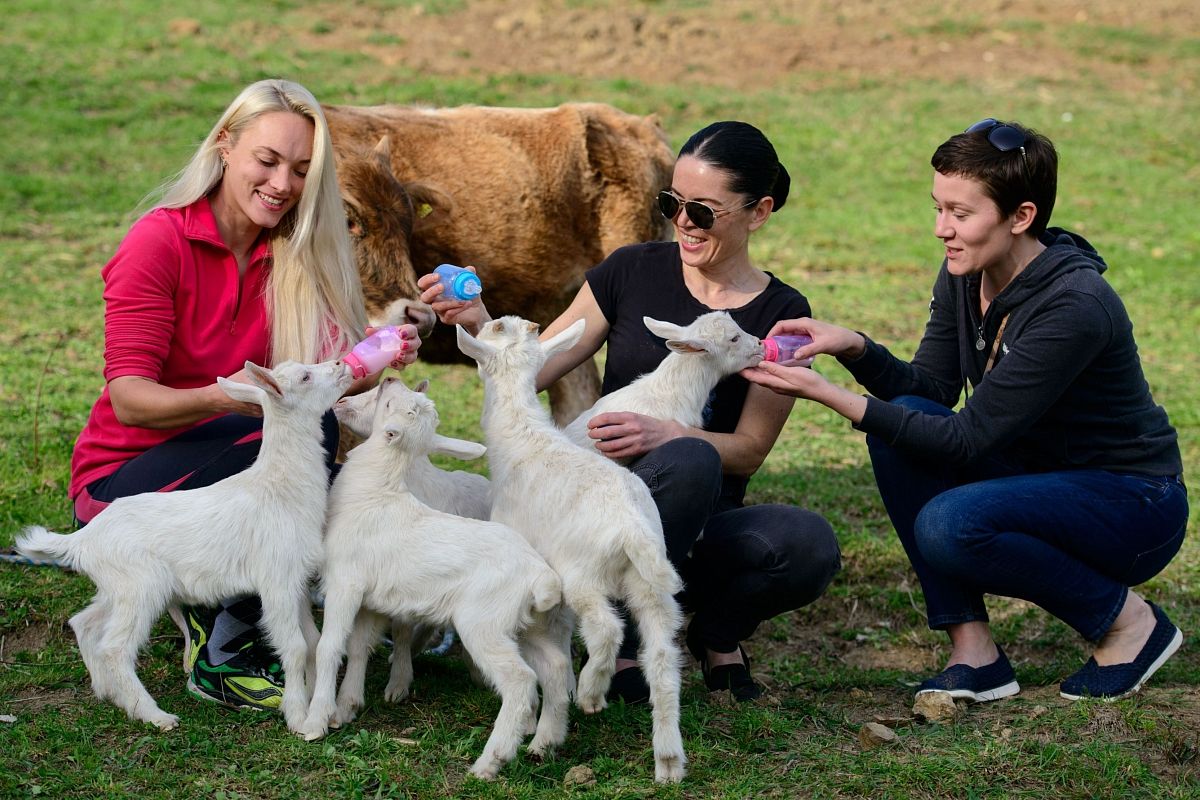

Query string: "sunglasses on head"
[965, 118, 1028, 164]
[657, 190, 757, 230]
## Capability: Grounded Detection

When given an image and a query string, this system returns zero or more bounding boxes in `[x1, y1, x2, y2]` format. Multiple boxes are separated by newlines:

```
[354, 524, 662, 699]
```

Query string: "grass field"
[2, 1, 1198, 797]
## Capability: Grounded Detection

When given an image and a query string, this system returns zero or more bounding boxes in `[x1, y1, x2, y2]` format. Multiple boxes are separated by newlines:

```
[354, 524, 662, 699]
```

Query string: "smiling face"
[214, 110, 315, 237]
[666, 154, 770, 273]
[931, 170, 1022, 277]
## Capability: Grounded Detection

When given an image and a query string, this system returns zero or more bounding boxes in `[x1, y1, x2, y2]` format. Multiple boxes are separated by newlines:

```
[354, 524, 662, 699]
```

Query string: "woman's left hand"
[740, 360, 831, 400]
[586, 411, 684, 461]
[366, 323, 422, 370]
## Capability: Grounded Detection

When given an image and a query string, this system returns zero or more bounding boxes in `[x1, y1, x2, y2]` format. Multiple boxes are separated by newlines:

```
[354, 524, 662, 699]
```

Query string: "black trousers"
[619, 437, 841, 658]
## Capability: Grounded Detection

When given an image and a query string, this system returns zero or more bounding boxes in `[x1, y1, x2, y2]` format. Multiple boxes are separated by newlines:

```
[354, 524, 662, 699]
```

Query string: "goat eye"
[303, 373, 311, 382]
[731, 335, 740, 343]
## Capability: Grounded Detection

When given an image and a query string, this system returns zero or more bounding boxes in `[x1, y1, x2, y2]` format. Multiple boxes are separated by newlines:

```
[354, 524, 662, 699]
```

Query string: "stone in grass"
[858, 722, 899, 749]
[563, 765, 597, 788]
[912, 691, 961, 723]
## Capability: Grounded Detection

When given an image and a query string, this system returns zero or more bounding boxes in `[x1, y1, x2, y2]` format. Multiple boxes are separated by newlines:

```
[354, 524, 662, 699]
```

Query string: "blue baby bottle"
[433, 264, 483, 302]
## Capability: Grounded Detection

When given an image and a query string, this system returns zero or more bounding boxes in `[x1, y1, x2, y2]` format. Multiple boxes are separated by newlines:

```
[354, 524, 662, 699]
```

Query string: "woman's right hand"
[211, 369, 265, 417]
[417, 267, 490, 333]
[766, 317, 866, 362]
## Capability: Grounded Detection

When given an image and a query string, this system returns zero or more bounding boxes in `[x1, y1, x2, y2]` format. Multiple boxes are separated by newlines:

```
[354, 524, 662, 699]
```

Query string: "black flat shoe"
[606, 666, 651, 705]
[701, 645, 764, 702]
[685, 626, 762, 702]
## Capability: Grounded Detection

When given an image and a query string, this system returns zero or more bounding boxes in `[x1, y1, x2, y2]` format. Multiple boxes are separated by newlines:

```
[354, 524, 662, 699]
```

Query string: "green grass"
[2, 1, 1199, 798]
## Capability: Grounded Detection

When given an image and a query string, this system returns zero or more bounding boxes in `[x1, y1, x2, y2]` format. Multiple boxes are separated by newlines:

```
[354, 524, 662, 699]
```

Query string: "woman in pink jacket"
[70, 79, 420, 712]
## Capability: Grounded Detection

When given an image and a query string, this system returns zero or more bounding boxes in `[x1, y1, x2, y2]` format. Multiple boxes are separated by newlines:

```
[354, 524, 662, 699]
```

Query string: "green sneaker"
[184, 604, 284, 711]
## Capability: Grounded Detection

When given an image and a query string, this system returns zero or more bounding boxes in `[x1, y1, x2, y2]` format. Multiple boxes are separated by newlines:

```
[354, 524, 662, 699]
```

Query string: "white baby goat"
[15, 360, 352, 732]
[562, 311, 763, 458]
[301, 377, 573, 780]
[458, 317, 687, 784]
[333, 379, 491, 700]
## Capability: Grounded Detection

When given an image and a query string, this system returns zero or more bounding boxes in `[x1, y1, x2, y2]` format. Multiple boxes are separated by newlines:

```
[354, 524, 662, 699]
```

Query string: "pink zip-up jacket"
[69, 197, 272, 498]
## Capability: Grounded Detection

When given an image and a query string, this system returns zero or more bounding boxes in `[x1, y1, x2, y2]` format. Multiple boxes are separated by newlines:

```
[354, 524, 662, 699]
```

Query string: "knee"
[770, 510, 842, 604]
[913, 495, 980, 571]
[630, 437, 721, 496]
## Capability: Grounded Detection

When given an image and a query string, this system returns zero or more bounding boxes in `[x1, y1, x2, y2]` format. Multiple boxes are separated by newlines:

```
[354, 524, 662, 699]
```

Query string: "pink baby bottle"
[762, 334, 815, 367]
[343, 327, 406, 378]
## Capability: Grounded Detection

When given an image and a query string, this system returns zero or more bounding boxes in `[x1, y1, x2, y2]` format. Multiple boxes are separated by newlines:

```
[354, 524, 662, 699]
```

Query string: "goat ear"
[665, 337, 708, 355]
[430, 434, 486, 461]
[243, 362, 284, 400]
[456, 325, 494, 362]
[642, 316, 686, 342]
[414, 379, 430, 393]
[542, 318, 586, 357]
[216, 376, 267, 407]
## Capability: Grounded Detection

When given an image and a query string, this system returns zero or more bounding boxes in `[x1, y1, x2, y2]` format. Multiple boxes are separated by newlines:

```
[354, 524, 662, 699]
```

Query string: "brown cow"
[324, 102, 675, 424]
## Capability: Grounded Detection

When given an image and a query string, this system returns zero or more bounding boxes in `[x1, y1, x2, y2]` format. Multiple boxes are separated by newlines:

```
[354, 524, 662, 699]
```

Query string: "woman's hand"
[739, 360, 832, 401]
[766, 317, 866, 361]
[417, 267, 490, 333]
[212, 368, 267, 417]
[740, 361, 868, 424]
[366, 323, 421, 370]
[585, 411, 685, 461]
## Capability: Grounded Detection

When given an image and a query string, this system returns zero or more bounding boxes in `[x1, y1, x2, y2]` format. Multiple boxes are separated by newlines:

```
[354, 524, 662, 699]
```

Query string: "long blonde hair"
[148, 79, 366, 364]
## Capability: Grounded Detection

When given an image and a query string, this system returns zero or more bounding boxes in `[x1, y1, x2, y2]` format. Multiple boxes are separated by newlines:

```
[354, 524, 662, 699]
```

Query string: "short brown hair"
[931, 120, 1058, 237]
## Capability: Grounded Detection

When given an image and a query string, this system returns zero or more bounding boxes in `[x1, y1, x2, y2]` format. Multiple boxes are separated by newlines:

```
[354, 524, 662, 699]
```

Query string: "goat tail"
[621, 527, 683, 595]
[531, 566, 563, 614]
[14, 525, 83, 571]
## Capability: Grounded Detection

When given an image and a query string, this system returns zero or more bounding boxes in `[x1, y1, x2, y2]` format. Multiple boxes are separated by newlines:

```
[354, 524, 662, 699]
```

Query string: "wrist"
[840, 333, 868, 361]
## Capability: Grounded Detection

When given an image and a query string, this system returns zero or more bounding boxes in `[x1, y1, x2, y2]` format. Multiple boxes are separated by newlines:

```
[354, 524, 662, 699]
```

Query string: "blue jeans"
[618, 438, 841, 656]
[868, 395, 1189, 642]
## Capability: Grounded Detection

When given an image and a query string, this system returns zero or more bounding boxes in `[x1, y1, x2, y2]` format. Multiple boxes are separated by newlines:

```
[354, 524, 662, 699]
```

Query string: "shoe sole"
[186, 676, 273, 712]
[1059, 626, 1183, 702]
[916, 680, 1021, 703]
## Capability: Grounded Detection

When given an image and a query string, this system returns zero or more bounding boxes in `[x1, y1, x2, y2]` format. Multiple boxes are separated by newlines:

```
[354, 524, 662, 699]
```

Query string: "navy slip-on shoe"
[1060, 602, 1183, 701]
[916, 646, 1020, 703]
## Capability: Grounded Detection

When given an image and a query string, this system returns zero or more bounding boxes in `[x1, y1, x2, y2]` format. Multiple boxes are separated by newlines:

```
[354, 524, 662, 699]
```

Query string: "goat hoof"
[149, 713, 180, 731]
[382, 686, 410, 703]
[654, 754, 686, 784]
[468, 762, 500, 781]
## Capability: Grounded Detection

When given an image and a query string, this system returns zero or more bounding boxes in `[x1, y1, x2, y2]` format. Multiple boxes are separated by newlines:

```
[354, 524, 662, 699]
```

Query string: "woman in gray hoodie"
[742, 118, 1187, 703]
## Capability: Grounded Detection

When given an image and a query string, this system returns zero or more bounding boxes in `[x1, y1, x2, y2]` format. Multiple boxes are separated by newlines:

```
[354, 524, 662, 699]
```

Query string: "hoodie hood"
[992, 227, 1108, 309]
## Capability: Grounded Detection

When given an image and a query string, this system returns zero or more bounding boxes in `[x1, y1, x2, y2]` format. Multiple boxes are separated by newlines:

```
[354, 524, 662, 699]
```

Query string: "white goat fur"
[563, 311, 764, 457]
[458, 316, 687, 784]
[302, 377, 572, 780]
[333, 380, 492, 699]
[15, 360, 352, 732]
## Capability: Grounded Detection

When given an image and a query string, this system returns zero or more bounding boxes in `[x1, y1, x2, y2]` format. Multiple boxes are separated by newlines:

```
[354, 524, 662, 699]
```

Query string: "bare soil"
[293, 0, 1199, 95]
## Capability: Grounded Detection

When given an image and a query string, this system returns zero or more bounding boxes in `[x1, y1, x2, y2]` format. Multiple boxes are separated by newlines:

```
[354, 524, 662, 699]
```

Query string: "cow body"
[325, 102, 674, 423]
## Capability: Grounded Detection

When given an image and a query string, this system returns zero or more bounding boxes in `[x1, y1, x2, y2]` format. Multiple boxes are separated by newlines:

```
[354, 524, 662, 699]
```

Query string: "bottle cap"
[343, 351, 369, 379]
[451, 272, 482, 299]
[762, 338, 780, 362]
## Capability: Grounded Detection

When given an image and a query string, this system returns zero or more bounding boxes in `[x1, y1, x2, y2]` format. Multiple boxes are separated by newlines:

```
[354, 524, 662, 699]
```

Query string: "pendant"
[975, 331, 986, 350]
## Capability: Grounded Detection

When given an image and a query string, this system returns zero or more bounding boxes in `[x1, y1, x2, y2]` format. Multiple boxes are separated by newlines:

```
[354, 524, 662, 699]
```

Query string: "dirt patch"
[1, 622, 58, 660]
[291, 0, 1200, 95]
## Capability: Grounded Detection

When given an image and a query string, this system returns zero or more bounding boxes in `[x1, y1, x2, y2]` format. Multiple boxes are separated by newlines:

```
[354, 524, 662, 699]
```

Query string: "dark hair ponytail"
[679, 121, 788, 211]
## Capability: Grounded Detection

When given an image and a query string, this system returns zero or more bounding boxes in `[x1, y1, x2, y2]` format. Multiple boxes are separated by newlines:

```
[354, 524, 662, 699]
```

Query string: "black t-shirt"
[587, 241, 812, 501]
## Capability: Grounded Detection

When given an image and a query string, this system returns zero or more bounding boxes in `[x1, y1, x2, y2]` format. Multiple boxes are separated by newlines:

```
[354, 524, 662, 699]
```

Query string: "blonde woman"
[68, 79, 420, 711]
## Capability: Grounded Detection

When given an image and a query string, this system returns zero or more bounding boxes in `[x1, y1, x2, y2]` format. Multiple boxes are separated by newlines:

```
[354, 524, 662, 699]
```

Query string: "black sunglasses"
[657, 190, 757, 230]
[965, 118, 1028, 164]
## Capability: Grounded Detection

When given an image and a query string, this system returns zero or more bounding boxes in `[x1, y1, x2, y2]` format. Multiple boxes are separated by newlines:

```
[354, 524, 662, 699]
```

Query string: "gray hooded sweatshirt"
[843, 228, 1182, 476]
